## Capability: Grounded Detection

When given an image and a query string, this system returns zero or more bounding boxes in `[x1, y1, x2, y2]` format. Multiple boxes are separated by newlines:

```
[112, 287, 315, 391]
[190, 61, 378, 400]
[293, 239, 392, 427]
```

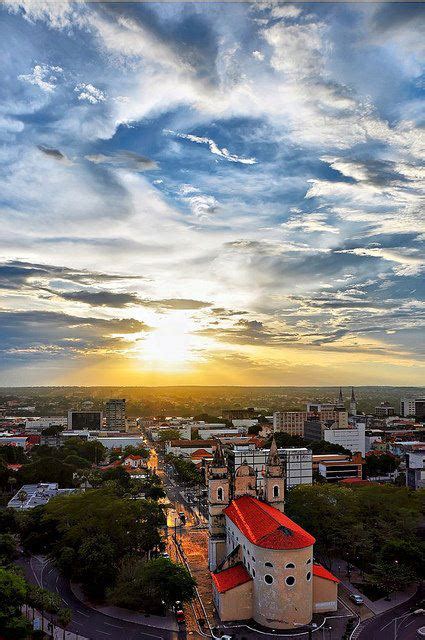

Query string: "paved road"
[358, 589, 425, 640]
[18, 554, 180, 640]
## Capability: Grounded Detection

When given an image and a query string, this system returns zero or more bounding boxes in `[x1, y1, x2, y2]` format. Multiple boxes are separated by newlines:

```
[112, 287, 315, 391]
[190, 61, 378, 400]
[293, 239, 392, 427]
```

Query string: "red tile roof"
[211, 563, 252, 593]
[224, 496, 315, 550]
[313, 564, 340, 583]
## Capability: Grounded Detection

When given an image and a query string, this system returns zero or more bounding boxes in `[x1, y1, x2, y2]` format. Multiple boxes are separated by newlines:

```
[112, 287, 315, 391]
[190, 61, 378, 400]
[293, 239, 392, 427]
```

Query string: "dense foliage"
[22, 488, 166, 599]
[270, 432, 352, 456]
[166, 454, 202, 486]
[109, 557, 196, 613]
[286, 483, 425, 593]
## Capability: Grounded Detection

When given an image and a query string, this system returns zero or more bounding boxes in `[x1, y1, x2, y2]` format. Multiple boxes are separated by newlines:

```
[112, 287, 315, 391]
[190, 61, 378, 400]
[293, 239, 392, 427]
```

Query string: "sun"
[137, 316, 196, 369]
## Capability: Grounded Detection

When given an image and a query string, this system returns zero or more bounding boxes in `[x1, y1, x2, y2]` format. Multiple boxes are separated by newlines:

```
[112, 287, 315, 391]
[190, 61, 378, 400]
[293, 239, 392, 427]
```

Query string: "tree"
[57, 608, 72, 640]
[18, 458, 74, 487]
[366, 559, 416, 597]
[110, 557, 196, 613]
[0, 534, 19, 565]
[158, 429, 181, 442]
[0, 567, 30, 639]
[76, 534, 117, 599]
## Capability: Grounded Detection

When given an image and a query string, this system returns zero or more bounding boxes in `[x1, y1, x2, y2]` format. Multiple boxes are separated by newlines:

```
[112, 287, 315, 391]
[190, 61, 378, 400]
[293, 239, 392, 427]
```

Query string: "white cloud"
[74, 83, 106, 104]
[183, 194, 220, 220]
[252, 50, 265, 61]
[165, 130, 257, 165]
[18, 64, 63, 92]
[337, 247, 424, 276]
[270, 5, 302, 20]
[284, 213, 340, 235]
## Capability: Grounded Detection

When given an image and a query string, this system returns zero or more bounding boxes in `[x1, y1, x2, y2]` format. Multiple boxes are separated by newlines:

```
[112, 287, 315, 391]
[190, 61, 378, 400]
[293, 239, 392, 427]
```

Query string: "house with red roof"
[208, 439, 339, 630]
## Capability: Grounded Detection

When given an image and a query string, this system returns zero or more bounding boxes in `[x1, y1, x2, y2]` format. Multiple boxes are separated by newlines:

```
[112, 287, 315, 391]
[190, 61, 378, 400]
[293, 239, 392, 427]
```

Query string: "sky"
[0, 1, 424, 387]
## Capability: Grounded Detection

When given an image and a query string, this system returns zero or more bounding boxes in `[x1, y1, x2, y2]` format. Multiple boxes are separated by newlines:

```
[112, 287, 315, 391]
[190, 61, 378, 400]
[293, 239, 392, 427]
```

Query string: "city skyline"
[0, 2, 424, 386]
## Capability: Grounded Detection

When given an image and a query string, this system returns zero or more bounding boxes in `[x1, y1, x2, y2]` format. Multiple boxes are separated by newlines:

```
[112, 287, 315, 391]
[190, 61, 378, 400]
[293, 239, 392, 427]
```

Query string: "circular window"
[285, 563, 295, 569]
[265, 562, 273, 568]
[264, 574, 274, 585]
[285, 576, 295, 587]
[306, 572, 311, 581]
[306, 558, 312, 565]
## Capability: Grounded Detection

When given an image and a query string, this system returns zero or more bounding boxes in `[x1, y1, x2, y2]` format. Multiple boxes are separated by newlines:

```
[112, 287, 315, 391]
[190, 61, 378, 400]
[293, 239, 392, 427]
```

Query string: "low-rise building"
[315, 453, 363, 482]
[8, 483, 77, 509]
[406, 450, 425, 490]
[67, 410, 102, 431]
[375, 403, 396, 418]
[166, 439, 216, 456]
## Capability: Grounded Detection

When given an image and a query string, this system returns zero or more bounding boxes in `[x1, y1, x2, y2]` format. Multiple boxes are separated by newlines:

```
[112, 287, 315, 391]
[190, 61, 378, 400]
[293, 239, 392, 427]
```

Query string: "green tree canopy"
[110, 557, 196, 613]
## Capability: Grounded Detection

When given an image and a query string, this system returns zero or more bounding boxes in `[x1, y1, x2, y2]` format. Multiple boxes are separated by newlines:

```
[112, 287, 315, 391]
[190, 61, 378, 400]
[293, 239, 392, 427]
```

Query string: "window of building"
[273, 485, 279, 497]
[285, 563, 295, 569]
[252, 569, 256, 577]
[285, 576, 295, 586]
[265, 562, 273, 568]
[217, 487, 223, 501]
[264, 574, 274, 584]
[306, 572, 311, 581]
[306, 558, 311, 565]
[252, 557, 255, 562]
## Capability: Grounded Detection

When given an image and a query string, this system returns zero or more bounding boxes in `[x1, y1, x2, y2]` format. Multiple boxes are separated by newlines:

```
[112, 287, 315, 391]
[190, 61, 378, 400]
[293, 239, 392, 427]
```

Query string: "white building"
[406, 450, 425, 490]
[231, 419, 258, 429]
[25, 417, 67, 432]
[323, 423, 366, 457]
[105, 399, 126, 431]
[226, 444, 312, 490]
[198, 425, 243, 440]
[400, 398, 425, 418]
[8, 483, 77, 509]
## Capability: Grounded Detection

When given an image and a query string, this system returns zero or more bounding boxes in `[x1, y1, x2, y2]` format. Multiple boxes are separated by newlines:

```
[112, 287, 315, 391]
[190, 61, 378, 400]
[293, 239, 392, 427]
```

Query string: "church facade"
[208, 440, 339, 630]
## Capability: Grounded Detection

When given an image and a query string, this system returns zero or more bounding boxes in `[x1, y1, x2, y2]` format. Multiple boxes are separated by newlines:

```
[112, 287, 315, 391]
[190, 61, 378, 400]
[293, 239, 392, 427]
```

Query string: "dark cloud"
[85, 150, 158, 171]
[37, 145, 71, 164]
[54, 290, 142, 308]
[0, 260, 143, 291]
[0, 310, 150, 361]
[199, 318, 298, 346]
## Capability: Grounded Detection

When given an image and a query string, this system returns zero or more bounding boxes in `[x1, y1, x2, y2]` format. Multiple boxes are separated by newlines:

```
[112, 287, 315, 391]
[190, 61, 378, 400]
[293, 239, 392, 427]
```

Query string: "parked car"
[160, 551, 170, 559]
[349, 594, 364, 605]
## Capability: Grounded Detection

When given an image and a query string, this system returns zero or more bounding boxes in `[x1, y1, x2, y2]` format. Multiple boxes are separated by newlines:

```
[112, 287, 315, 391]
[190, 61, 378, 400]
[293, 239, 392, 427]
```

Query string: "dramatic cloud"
[0, 2, 424, 384]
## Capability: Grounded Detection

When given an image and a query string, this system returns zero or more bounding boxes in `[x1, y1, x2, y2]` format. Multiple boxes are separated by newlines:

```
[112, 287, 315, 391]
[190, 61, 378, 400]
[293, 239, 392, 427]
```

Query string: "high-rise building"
[400, 398, 425, 418]
[105, 398, 126, 431]
[274, 409, 348, 436]
[67, 410, 102, 431]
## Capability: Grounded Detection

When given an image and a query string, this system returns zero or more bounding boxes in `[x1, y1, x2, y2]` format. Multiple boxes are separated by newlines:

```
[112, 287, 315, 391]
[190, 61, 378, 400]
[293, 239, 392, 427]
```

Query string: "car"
[416, 626, 425, 638]
[349, 594, 364, 605]
[160, 552, 170, 559]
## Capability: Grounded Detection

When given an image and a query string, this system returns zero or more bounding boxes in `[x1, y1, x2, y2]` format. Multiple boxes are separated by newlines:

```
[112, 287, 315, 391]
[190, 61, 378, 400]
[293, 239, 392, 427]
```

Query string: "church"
[208, 439, 339, 630]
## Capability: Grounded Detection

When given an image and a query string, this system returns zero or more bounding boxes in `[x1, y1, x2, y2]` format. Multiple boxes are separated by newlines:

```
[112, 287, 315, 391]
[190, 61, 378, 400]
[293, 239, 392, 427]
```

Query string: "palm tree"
[58, 608, 72, 640]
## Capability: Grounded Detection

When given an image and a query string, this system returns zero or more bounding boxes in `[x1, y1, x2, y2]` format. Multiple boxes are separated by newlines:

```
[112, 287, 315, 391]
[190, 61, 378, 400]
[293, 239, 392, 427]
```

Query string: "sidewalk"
[70, 583, 179, 631]
[24, 607, 88, 640]
[332, 559, 417, 616]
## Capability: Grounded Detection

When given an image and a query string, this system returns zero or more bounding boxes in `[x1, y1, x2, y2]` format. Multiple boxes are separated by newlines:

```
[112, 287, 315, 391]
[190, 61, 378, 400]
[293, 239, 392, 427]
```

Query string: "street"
[17, 554, 179, 640]
[358, 591, 425, 640]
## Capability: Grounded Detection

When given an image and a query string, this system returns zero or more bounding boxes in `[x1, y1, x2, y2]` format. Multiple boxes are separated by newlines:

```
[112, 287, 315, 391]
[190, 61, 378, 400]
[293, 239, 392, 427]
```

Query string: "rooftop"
[212, 563, 252, 593]
[224, 495, 315, 550]
[313, 564, 340, 583]
[7, 483, 77, 510]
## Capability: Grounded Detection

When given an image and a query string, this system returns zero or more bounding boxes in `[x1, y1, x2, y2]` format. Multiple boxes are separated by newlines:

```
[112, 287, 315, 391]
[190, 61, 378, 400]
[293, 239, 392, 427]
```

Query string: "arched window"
[273, 485, 279, 497]
[306, 558, 312, 565]
[285, 576, 296, 587]
[264, 574, 274, 585]
[217, 487, 223, 501]
[285, 562, 295, 569]
[306, 572, 312, 582]
[252, 568, 256, 577]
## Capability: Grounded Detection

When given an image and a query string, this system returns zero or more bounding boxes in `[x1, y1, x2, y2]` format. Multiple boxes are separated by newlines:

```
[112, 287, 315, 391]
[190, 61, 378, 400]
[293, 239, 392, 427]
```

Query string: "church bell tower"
[263, 437, 285, 512]
[207, 441, 229, 570]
